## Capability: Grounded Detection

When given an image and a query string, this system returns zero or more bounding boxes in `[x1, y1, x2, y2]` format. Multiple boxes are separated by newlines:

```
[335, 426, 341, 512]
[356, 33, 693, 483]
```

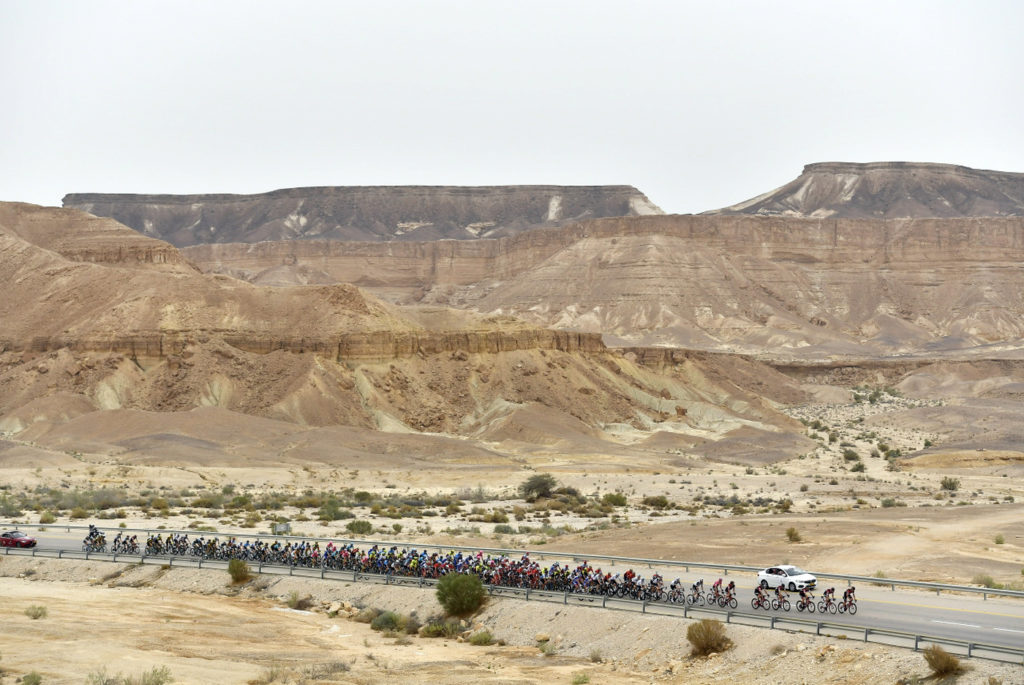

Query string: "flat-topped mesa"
[707, 161, 1024, 219]
[63, 185, 663, 247]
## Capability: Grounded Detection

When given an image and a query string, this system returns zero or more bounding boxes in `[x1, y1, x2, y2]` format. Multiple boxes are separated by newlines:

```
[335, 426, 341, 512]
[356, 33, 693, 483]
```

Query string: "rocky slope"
[0, 202, 190, 270]
[707, 161, 1024, 218]
[63, 185, 662, 246]
[0, 202, 803, 459]
[184, 214, 1024, 357]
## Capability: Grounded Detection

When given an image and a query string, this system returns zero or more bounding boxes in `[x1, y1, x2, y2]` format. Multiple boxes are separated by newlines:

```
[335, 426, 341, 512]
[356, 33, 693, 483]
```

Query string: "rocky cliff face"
[183, 214, 1024, 357]
[63, 185, 662, 247]
[707, 162, 1024, 218]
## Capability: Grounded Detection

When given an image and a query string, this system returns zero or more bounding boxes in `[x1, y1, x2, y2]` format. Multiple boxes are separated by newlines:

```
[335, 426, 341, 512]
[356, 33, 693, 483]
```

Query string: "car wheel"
[760, 580, 768, 589]
[788, 582, 796, 592]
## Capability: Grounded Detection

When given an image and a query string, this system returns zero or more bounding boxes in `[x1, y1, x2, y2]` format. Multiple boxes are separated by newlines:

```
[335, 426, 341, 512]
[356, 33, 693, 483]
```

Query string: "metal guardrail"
[6, 521, 1024, 602]
[4, 545, 1022, 665]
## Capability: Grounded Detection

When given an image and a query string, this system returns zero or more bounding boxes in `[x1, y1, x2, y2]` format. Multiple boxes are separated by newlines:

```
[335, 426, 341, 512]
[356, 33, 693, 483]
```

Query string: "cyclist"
[843, 586, 856, 609]
[798, 586, 813, 609]
[753, 584, 768, 606]
[725, 580, 736, 597]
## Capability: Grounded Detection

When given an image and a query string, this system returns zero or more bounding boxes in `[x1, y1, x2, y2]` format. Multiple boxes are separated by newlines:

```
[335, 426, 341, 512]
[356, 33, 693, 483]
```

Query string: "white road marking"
[992, 627, 1024, 634]
[931, 620, 981, 629]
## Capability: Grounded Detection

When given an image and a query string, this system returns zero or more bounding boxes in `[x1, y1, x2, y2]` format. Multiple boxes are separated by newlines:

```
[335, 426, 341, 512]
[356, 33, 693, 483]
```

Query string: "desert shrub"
[850, 461, 866, 472]
[286, 591, 314, 610]
[436, 572, 486, 616]
[940, 477, 960, 492]
[227, 559, 251, 584]
[642, 495, 670, 509]
[70, 506, 89, 519]
[538, 640, 556, 656]
[421, 618, 461, 638]
[24, 605, 47, 620]
[85, 666, 173, 685]
[353, 607, 380, 623]
[345, 519, 373, 535]
[22, 673, 42, 685]
[370, 611, 402, 632]
[39, 511, 56, 524]
[493, 524, 514, 535]
[469, 630, 494, 646]
[686, 618, 733, 656]
[571, 674, 590, 685]
[601, 492, 627, 506]
[972, 574, 998, 589]
[318, 500, 353, 521]
[923, 644, 963, 676]
[519, 473, 558, 501]
[799, 484, 809, 492]
[842, 449, 859, 461]
[589, 648, 603, 663]
[995, 533, 1005, 544]
[786, 527, 801, 542]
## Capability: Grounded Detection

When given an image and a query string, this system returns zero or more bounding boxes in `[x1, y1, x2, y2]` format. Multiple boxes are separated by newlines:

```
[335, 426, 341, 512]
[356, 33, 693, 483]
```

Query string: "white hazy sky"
[2, 1, 1022, 213]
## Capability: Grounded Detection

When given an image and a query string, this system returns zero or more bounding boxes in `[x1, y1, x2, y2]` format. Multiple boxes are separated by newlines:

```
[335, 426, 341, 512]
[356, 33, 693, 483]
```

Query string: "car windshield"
[786, 567, 808, 576]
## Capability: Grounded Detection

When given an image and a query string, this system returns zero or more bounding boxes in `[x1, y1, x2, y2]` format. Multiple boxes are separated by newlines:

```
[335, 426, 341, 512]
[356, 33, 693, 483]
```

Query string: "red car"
[0, 530, 37, 548]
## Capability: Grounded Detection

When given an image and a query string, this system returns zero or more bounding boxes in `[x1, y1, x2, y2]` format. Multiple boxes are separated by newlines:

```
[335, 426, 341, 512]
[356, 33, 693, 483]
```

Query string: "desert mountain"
[183, 213, 1024, 358]
[707, 162, 1024, 218]
[0, 202, 804, 464]
[62, 185, 662, 246]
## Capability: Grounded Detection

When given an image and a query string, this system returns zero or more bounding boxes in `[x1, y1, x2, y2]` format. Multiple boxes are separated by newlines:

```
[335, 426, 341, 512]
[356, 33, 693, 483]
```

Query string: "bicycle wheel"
[837, 602, 846, 614]
[728, 597, 737, 609]
[847, 602, 857, 615]
[817, 601, 826, 613]
[771, 598, 781, 610]
[807, 601, 815, 613]
[782, 599, 790, 611]
[751, 598, 760, 610]
[829, 601, 837, 614]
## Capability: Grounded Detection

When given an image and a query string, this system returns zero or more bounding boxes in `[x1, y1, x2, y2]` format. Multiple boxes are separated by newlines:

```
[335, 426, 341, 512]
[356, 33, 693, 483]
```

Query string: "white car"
[758, 565, 817, 591]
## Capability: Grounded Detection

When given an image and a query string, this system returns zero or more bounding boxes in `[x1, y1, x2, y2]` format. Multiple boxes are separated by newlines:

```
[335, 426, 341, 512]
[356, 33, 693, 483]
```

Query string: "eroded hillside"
[0, 202, 805, 464]
[183, 214, 1024, 357]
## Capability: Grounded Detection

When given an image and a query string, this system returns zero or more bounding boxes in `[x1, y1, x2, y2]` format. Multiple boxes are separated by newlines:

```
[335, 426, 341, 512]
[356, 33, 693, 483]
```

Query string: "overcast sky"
[2, 1, 1022, 213]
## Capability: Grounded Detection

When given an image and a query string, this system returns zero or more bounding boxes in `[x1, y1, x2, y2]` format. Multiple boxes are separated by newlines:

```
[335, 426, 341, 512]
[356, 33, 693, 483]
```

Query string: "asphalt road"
[10, 527, 1024, 659]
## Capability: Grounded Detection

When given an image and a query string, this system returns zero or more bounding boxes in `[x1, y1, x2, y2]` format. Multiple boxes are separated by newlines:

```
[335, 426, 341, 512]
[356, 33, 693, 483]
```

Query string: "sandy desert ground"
[2, 556, 1022, 685]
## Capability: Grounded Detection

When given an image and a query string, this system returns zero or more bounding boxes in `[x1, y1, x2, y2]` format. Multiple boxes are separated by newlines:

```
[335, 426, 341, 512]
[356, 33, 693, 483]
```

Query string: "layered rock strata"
[63, 185, 662, 246]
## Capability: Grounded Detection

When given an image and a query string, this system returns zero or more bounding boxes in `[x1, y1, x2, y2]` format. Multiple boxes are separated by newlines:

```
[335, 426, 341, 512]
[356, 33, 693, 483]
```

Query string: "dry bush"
[285, 590, 314, 610]
[786, 527, 801, 542]
[469, 630, 494, 646]
[686, 618, 733, 657]
[353, 607, 381, 624]
[923, 644, 964, 677]
[421, 618, 461, 638]
[227, 559, 251, 584]
[24, 605, 48, 620]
